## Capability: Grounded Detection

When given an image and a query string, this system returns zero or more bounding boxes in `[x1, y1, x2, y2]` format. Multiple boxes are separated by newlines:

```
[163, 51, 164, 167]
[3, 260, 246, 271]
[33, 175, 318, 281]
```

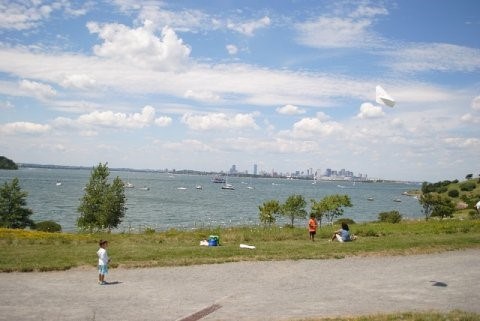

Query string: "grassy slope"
[1, 219, 480, 272]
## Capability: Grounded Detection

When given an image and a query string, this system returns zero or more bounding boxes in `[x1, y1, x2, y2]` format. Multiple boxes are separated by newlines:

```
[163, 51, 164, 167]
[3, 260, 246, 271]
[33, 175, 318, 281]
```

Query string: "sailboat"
[221, 173, 234, 190]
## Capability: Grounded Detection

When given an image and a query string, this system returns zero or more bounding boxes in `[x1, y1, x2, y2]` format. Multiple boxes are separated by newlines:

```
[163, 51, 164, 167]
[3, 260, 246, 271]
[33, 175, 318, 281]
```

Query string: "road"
[0, 249, 479, 321]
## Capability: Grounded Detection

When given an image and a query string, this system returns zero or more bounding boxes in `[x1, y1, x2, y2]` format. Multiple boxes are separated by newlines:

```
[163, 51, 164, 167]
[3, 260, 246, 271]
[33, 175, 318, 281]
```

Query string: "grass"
[293, 310, 480, 321]
[1, 219, 480, 272]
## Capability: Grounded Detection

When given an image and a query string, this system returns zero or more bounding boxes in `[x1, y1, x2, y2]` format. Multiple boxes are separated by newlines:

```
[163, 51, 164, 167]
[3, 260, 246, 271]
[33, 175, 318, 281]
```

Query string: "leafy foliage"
[77, 163, 126, 232]
[419, 193, 455, 220]
[0, 178, 33, 228]
[459, 181, 476, 191]
[0, 156, 18, 170]
[310, 194, 352, 226]
[34, 220, 62, 232]
[378, 210, 402, 223]
[280, 194, 307, 226]
[447, 189, 459, 198]
[258, 200, 280, 226]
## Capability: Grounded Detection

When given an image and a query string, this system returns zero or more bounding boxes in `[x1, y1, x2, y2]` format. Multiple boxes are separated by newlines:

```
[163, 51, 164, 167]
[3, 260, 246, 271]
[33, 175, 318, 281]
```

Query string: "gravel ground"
[1, 249, 479, 321]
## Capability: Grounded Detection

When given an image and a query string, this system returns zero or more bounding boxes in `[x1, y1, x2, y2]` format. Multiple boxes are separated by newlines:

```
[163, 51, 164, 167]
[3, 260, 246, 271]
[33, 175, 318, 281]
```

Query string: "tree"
[419, 193, 455, 220]
[77, 163, 126, 232]
[258, 200, 280, 226]
[0, 156, 18, 170]
[0, 177, 33, 228]
[280, 194, 307, 226]
[311, 194, 352, 225]
[465, 174, 473, 180]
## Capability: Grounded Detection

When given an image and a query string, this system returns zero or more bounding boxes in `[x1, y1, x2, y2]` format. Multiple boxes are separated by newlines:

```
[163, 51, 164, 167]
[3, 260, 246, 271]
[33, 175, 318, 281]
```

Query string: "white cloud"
[0, 1, 53, 30]
[0, 100, 14, 109]
[19, 79, 56, 99]
[87, 20, 191, 71]
[226, 44, 238, 55]
[181, 112, 258, 130]
[461, 113, 480, 124]
[295, 3, 387, 49]
[227, 16, 271, 36]
[60, 74, 96, 89]
[444, 137, 480, 149]
[154, 116, 172, 127]
[284, 115, 343, 139]
[0, 121, 51, 135]
[184, 89, 220, 102]
[77, 105, 159, 129]
[387, 43, 480, 73]
[276, 104, 306, 115]
[357, 102, 385, 119]
[472, 96, 480, 111]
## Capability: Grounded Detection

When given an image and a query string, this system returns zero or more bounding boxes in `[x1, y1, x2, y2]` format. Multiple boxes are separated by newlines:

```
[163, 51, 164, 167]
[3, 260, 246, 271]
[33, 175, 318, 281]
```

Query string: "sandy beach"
[1, 249, 479, 321]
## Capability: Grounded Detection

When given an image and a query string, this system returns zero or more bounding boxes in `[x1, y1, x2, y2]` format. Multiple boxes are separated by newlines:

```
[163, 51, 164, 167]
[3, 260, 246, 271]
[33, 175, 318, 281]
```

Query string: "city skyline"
[0, 1, 479, 182]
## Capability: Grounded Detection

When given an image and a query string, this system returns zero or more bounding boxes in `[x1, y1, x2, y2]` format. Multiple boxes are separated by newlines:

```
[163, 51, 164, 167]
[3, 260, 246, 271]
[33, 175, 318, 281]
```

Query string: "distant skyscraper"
[253, 164, 258, 175]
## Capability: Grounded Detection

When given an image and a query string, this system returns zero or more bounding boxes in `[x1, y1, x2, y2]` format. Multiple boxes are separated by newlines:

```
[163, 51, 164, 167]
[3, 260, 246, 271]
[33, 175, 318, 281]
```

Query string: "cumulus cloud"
[461, 113, 480, 124]
[19, 79, 56, 99]
[226, 44, 238, 55]
[154, 116, 172, 127]
[227, 16, 271, 36]
[357, 102, 385, 119]
[181, 112, 258, 130]
[0, 1, 53, 30]
[283, 115, 342, 139]
[276, 104, 306, 115]
[0, 121, 51, 135]
[60, 74, 96, 89]
[77, 105, 157, 129]
[87, 20, 191, 71]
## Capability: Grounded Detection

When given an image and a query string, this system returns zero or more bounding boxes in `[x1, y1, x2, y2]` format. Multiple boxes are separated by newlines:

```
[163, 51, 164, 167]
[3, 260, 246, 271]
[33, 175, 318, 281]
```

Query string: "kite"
[376, 85, 395, 107]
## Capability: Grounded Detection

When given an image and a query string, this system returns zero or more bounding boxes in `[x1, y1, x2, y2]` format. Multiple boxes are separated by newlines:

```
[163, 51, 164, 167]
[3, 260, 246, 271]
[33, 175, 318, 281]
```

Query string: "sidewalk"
[1, 249, 479, 321]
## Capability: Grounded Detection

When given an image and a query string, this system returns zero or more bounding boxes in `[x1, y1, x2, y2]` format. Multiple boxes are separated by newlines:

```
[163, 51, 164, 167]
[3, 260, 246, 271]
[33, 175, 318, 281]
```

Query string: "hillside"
[0, 156, 17, 170]
[422, 178, 480, 216]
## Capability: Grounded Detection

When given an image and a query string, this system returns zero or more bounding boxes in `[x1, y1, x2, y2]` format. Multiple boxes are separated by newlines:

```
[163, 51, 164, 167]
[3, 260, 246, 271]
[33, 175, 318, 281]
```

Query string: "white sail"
[376, 85, 395, 107]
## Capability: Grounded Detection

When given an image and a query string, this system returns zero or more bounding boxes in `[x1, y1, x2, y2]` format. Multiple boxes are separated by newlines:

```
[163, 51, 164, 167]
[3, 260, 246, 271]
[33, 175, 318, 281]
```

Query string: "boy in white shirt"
[97, 240, 110, 285]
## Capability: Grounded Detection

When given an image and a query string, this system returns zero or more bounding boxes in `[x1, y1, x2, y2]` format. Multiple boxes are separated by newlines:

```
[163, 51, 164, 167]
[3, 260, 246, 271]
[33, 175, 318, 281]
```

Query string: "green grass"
[293, 310, 480, 321]
[1, 219, 480, 272]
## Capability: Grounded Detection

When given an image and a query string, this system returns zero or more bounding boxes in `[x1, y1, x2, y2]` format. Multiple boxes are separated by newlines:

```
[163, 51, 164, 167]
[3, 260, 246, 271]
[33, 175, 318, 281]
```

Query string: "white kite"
[375, 85, 395, 107]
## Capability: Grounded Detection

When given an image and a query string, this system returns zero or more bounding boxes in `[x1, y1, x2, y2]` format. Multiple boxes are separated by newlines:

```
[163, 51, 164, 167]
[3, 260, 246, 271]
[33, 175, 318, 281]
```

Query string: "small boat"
[125, 182, 134, 188]
[393, 198, 402, 202]
[211, 175, 226, 183]
[367, 197, 374, 201]
[139, 186, 150, 191]
[177, 187, 187, 190]
[56, 181, 62, 186]
[221, 183, 235, 190]
[196, 185, 203, 190]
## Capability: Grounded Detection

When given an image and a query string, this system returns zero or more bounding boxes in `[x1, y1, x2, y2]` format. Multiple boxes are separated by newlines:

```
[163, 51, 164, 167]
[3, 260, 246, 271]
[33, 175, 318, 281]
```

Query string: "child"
[308, 214, 318, 241]
[97, 239, 110, 285]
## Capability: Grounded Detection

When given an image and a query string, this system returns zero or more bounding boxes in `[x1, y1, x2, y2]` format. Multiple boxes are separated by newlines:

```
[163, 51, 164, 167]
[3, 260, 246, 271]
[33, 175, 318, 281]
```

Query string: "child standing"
[97, 239, 110, 285]
[308, 214, 318, 241]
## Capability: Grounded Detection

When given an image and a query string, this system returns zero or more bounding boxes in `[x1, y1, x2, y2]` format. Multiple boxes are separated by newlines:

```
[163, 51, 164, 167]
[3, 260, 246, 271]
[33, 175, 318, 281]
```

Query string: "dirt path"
[1, 249, 479, 321]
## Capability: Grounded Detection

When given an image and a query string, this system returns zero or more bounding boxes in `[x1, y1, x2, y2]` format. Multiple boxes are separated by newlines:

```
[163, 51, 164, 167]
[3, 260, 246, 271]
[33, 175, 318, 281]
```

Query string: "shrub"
[33, 220, 62, 232]
[469, 210, 479, 220]
[459, 181, 476, 191]
[378, 210, 402, 223]
[334, 218, 356, 225]
[144, 227, 156, 234]
[448, 189, 459, 198]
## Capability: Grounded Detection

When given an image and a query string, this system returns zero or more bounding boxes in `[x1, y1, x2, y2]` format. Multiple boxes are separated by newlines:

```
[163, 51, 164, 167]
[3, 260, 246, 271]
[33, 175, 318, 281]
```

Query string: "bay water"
[0, 168, 423, 232]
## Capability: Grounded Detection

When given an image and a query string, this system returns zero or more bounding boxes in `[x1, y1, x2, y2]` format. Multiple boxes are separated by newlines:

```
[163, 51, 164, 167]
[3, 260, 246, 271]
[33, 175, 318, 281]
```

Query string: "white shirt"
[476, 200, 480, 210]
[97, 248, 109, 266]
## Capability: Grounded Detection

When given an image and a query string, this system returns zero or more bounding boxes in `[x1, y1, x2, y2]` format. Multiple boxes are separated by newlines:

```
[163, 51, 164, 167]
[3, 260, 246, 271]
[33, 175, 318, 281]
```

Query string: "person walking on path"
[97, 239, 110, 285]
[308, 214, 318, 241]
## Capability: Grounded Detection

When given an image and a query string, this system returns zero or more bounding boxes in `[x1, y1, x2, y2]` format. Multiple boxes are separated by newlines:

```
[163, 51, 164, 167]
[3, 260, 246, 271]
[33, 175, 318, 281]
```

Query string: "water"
[0, 168, 423, 232]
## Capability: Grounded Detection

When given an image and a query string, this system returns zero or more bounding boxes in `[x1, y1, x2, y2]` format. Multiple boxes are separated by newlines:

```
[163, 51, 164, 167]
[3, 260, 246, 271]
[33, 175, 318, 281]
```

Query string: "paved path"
[1, 249, 479, 321]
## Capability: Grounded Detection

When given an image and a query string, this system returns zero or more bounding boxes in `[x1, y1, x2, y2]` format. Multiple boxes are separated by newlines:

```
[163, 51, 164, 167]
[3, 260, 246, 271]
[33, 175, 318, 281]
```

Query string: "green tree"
[311, 194, 352, 225]
[77, 163, 126, 232]
[419, 193, 455, 220]
[280, 194, 307, 226]
[0, 178, 33, 228]
[258, 200, 280, 226]
[0, 156, 18, 170]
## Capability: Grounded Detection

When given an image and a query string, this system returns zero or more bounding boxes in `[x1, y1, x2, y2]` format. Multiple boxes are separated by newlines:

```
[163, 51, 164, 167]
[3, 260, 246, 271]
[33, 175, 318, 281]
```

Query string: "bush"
[459, 181, 476, 191]
[334, 218, 356, 225]
[378, 210, 402, 223]
[469, 210, 480, 220]
[448, 189, 459, 198]
[33, 221, 62, 232]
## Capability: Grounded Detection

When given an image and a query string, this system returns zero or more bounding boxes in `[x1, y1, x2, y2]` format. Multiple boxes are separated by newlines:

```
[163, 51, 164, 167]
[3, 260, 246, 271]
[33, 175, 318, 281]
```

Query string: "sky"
[0, 0, 479, 182]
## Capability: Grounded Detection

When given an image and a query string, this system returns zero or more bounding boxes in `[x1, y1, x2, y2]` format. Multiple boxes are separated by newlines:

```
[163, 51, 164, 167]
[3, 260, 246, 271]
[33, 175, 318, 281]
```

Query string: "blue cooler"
[208, 235, 219, 246]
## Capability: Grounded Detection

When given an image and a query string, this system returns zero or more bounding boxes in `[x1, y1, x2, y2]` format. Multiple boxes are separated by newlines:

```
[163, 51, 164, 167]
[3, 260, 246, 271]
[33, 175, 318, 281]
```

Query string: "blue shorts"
[98, 265, 108, 275]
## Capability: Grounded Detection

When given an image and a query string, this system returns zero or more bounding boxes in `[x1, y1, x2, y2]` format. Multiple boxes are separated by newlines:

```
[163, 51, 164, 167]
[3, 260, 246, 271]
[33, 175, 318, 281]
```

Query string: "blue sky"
[0, 0, 479, 182]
